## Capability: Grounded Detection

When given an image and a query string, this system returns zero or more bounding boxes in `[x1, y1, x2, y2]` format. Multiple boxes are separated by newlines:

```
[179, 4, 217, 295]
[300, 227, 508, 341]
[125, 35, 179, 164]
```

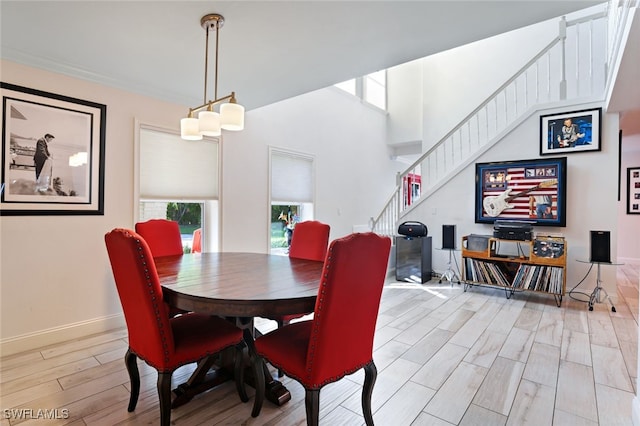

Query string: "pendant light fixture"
[180, 13, 245, 140]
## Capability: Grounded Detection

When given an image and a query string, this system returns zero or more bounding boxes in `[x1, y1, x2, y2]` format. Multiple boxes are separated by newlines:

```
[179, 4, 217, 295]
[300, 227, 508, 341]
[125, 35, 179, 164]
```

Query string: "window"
[269, 148, 314, 255]
[334, 70, 387, 111]
[364, 70, 386, 110]
[137, 124, 220, 252]
[334, 79, 356, 96]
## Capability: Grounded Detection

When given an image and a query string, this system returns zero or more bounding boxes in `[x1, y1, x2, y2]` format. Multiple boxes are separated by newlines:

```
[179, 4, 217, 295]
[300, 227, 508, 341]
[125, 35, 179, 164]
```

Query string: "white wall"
[618, 132, 640, 263]
[386, 58, 424, 145]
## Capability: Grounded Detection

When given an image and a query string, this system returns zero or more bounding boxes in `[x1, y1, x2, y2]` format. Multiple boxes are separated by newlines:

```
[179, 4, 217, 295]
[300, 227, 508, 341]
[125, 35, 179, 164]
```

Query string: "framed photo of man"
[0, 82, 106, 215]
[540, 107, 602, 156]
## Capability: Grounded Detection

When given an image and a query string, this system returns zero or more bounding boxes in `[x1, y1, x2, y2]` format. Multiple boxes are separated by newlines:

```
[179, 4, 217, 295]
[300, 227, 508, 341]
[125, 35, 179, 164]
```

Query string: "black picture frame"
[627, 167, 640, 215]
[1, 82, 106, 215]
[618, 130, 622, 201]
[540, 107, 602, 156]
[475, 157, 567, 227]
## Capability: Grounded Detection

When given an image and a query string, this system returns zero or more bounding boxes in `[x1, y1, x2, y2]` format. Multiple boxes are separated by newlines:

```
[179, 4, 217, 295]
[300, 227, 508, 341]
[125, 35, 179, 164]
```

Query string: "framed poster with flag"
[475, 157, 567, 227]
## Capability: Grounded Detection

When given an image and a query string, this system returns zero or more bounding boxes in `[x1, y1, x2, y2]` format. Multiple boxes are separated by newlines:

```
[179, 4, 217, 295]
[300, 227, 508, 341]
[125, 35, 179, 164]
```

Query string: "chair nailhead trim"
[133, 234, 172, 364]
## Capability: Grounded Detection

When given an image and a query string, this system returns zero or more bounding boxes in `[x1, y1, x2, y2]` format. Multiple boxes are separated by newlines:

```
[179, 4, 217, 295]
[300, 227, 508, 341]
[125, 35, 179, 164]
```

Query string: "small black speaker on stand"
[590, 230, 611, 263]
[439, 225, 460, 284]
[442, 225, 456, 250]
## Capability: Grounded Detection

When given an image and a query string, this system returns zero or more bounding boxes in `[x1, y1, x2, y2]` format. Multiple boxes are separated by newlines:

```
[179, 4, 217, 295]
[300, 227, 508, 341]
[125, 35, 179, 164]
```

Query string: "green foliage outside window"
[167, 202, 201, 237]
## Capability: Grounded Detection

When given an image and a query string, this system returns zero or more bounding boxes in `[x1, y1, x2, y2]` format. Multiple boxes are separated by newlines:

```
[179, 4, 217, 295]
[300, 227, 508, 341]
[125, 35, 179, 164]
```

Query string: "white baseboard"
[0, 314, 126, 357]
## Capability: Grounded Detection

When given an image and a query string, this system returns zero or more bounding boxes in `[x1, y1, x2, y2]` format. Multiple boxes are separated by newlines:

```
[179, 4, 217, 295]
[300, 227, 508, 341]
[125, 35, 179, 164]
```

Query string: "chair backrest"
[192, 228, 202, 253]
[304, 232, 391, 386]
[135, 219, 183, 257]
[105, 228, 174, 368]
[288, 221, 330, 262]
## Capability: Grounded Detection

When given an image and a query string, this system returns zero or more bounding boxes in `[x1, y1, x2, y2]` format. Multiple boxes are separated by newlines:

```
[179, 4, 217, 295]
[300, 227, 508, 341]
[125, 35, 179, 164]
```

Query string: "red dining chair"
[136, 219, 187, 317]
[192, 228, 202, 253]
[274, 221, 330, 325]
[105, 228, 250, 426]
[251, 232, 391, 425]
[135, 219, 184, 257]
[288, 220, 330, 262]
[268, 220, 330, 377]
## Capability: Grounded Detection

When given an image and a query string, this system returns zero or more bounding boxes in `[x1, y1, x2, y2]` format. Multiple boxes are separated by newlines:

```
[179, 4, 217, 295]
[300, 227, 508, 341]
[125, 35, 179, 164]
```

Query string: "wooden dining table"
[154, 252, 325, 408]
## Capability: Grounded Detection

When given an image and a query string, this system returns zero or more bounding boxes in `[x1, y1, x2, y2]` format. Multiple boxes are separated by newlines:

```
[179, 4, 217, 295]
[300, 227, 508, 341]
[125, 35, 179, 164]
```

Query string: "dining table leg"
[238, 318, 292, 406]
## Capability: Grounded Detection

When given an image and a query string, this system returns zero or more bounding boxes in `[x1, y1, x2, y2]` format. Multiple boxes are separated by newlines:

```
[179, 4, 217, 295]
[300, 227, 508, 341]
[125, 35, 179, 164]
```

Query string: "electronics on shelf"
[493, 220, 533, 241]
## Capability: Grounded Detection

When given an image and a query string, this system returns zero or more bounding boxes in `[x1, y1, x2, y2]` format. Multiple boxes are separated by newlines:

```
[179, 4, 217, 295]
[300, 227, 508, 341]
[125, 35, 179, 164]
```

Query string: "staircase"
[372, 0, 635, 238]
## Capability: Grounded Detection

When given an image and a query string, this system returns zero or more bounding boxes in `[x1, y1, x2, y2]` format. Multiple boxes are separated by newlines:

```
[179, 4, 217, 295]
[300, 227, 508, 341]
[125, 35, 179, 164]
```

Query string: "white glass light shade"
[220, 103, 245, 131]
[181, 117, 203, 140]
[198, 110, 221, 136]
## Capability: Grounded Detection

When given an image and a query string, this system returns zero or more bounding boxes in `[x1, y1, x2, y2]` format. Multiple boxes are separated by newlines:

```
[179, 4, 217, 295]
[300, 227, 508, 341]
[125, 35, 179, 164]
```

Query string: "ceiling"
[1, 0, 611, 112]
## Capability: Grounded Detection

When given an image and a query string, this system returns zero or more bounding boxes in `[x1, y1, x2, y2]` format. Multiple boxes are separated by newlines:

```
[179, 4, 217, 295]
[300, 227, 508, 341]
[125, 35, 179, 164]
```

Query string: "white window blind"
[139, 128, 219, 200]
[271, 151, 313, 203]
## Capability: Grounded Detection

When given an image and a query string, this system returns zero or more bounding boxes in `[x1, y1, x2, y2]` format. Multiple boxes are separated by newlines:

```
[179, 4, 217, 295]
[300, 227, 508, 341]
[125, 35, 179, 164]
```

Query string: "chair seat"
[265, 311, 308, 325]
[278, 313, 306, 323]
[255, 321, 312, 383]
[169, 314, 243, 368]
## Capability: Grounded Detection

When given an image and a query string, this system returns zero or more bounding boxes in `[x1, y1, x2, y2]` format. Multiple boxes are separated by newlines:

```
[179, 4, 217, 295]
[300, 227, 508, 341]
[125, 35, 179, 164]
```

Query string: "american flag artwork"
[481, 166, 559, 219]
[475, 157, 567, 227]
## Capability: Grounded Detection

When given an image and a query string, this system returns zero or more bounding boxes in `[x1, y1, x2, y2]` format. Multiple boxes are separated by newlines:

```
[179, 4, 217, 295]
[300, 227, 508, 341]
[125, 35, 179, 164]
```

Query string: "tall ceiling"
[1, 1, 606, 112]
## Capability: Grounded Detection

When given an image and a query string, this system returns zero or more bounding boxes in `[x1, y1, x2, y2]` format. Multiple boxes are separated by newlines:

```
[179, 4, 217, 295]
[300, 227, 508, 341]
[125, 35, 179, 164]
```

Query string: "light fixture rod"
[188, 92, 236, 116]
[200, 14, 224, 105]
[214, 16, 220, 101]
[203, 21, 209, 104]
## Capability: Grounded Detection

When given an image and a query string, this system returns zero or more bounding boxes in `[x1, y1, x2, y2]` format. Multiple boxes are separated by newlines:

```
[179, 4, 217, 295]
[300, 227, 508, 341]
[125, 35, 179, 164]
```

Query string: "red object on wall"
[403, 173, 421, 208]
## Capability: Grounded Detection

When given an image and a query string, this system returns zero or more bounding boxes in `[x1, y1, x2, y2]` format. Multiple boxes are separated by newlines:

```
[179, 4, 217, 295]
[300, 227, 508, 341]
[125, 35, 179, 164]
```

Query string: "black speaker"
[398, 221, 428, 238]
[442, 225, 456, 250]
[590, 230, 611, 263]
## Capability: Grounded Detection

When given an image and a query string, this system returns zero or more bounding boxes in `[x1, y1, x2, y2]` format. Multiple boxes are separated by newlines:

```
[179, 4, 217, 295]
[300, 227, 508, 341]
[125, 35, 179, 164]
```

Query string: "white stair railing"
[372, 5, 621, 238]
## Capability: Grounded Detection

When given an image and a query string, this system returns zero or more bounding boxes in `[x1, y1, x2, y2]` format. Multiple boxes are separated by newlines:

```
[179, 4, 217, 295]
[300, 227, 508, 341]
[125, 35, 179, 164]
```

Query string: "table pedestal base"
[171, 318, 292, 409]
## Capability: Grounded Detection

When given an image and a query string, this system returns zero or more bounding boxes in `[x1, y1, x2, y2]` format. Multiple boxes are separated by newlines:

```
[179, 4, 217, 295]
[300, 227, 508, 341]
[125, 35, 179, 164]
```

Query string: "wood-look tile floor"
[1, 264, 637, 425]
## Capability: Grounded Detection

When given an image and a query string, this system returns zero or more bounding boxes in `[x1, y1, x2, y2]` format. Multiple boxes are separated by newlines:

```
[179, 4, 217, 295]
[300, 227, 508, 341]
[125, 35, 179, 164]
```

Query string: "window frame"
[334, 69, 387, 111]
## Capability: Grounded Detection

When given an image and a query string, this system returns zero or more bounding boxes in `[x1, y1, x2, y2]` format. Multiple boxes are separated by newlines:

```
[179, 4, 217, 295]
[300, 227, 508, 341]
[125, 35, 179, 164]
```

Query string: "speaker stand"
[439, 249, 460, 286]
[588, 262, 616, 313]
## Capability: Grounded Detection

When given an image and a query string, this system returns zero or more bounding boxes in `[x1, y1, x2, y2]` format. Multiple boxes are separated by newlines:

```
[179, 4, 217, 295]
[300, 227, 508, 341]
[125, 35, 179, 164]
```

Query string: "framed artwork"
[540, 107, 601, 156]
[627, 167, 640, 215]
[618, 130, 622, 201]
[1, 82, 106, 215]
[475, 157, 567, 227]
